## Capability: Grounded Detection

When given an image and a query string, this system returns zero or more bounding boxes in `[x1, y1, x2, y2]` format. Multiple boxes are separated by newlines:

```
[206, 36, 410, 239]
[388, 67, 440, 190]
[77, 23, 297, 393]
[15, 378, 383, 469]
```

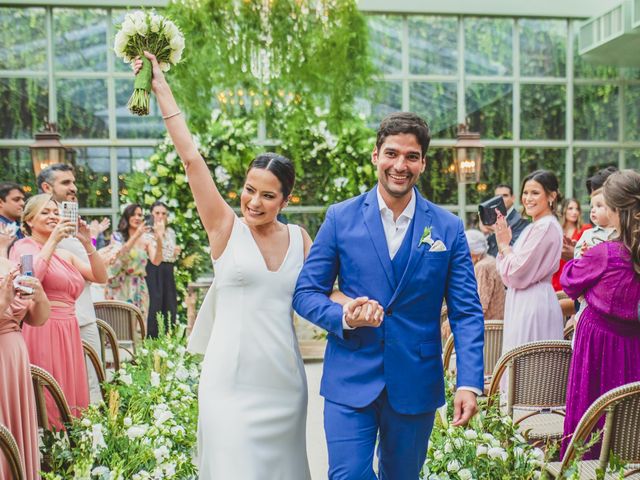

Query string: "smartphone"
[15, 254, 34, 294]
[144, 215, 154, 228]
[60, 201, 78, 236]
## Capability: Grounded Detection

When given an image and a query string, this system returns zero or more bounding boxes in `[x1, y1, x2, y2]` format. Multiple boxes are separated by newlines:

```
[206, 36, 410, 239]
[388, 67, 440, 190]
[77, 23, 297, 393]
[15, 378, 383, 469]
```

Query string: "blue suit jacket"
[293, 186, 484, 414]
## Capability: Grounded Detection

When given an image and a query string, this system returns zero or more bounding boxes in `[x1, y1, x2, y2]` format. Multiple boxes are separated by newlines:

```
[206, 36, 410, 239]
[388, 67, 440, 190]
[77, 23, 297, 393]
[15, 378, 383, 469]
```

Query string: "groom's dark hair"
[376, 112, 431, 158]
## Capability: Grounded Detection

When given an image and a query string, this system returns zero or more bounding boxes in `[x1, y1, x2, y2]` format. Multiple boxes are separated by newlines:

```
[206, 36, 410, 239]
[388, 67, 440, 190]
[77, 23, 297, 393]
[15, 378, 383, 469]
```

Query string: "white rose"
[81, 418, 92, 427]
[169, 48, 183, 65]
[169, 35, 184, 51]
[132, 10, 146, 24]
[123, 417, 132, 427]
[453, 438, 463, 449]
[444, 441, 453, 453]
[458, 469, 473, 480]
[91, 466, 110, 476]
[447, 460, 460, 473]
[121, 19, 137, 36]
[476, 444, 488, 456]
[163, 21, 178, 40]
[464, 429, 478, 440]
[134, 19, 148, 37]
[91, 424, 107, 451]
[126, 425, 147, 440]
[150, 371, 160, 387]
[487, 447, 508, 462]
[120, 373, 132, 385]
[150, 15, 162, 33]
[113, 30, 128, 57]
[433, 450, 444, 461]
[159, 62, 171, 72]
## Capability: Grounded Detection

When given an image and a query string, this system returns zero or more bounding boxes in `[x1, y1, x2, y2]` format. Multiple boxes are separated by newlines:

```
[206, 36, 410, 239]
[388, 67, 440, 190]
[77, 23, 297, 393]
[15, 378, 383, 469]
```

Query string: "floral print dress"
[103, 232, 150, 319]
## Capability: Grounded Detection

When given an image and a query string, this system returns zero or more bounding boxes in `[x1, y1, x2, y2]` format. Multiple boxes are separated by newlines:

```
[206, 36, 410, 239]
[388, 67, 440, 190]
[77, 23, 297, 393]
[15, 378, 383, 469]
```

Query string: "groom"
[293, 112, 484, 479]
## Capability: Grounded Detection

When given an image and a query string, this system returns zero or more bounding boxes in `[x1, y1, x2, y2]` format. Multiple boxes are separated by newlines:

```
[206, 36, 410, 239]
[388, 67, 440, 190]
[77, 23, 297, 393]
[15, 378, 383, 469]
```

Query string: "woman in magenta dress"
[561, 170, 640, 458]
[0, 229, 49, 480]
[10, 194, 108, 429]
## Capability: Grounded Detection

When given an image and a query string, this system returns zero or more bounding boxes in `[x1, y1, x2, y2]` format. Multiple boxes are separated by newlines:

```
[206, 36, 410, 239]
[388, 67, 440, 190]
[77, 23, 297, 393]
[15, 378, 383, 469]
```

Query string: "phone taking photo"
[60, 201, 79, 236]
[15, 254, 34, 294]
[144, 215, 154, 228]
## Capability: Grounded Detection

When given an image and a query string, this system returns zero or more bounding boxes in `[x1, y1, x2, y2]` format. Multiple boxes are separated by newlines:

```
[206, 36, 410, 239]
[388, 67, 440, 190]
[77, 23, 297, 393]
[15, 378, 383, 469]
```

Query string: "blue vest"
[390, 215, 416, 289]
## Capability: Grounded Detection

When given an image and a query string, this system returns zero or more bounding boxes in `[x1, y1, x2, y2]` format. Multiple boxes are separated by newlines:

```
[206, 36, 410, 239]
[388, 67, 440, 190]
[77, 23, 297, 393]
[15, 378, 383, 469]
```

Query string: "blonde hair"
[21, 193, 55, 236]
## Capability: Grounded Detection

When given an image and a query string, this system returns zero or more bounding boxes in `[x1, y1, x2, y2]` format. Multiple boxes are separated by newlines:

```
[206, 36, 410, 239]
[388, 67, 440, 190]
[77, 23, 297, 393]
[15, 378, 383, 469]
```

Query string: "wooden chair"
[487, 340, 573, 444]
[82, 340, 106, 400]
[0, 422, 24, 480]
[443, 320, 504, 392]
[563, 322, 575, 341]
[546, 381, 640, 479]
[30, 365, 72, 431]
[93, 300, 146, 358]
[556, 290, 576, 324]
[95, 318, 121, 372]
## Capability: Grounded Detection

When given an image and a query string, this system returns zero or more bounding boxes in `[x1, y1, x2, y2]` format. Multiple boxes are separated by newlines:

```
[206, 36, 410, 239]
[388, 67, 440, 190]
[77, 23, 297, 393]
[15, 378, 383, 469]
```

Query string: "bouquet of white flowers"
[113, 10, 185, 116]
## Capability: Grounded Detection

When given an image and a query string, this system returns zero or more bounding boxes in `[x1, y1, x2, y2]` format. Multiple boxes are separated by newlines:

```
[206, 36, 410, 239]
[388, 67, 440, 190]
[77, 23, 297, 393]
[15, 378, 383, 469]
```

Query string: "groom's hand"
[451, 390, 478, 427]
[343, 297, 384, 328]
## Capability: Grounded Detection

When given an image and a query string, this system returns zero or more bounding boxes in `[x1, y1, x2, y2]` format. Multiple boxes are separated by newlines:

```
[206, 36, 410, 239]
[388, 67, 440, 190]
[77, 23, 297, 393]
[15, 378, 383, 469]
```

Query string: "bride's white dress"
[197, 216, 311, 479]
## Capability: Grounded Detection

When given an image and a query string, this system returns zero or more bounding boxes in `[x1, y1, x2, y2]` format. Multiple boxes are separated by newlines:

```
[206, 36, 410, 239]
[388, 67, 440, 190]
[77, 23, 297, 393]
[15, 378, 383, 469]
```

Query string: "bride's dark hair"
[246, 153, 296, 198]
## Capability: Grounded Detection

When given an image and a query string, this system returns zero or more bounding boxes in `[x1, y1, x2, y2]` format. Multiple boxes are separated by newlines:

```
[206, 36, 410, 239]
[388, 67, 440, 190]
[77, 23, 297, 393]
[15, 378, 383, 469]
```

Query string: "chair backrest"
[487, 340, 573, 415]
[559, 381, 640, 473]
[0, 422, 24, 480]
[442, 320, 504, 380]
[94, 300, 145, 353]
[563, 322, 575, 341]
[30, 365, 72, 430]
[95, 318, 121, 371]
[82, 340, 106, 400]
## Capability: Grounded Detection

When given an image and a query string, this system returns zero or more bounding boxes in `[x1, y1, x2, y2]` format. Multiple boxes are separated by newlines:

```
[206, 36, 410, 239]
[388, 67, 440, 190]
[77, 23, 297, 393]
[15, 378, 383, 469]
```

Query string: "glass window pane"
[367, 81, 402, 127]
[574, 84, 619, 141]
[409, 16, 457, 75]
[117, 146, 156, 200]
[520, 84, 566, 139]
[115, 79, 164, 139]
[0, 7, 47, 71]
[573, 149, 619, 204]
[573, 22, 619, 79]
[466, 149, 513, 206]
[56, 78, 109, 138]
[520, 149, 566, 197]
[0, 78, 49, 139]
[73, 147, 111, 208]
[0, 148, 36, 192]
[519, 19, 566, 77]
[626, 150, 640, 171]
[624, 84, 640, 142]
[410, 82, 457, 139]
[464, 17, 512, 76]
[417, 148, 458, 205]
[54, 8, 108, 72]
[367, 15, 402, 75]
[465, 83, 513, 140]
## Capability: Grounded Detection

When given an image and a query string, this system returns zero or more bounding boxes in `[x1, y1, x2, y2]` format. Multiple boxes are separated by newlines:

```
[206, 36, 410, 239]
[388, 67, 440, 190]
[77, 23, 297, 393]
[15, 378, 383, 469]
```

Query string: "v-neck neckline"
[243, 221, 292, 274]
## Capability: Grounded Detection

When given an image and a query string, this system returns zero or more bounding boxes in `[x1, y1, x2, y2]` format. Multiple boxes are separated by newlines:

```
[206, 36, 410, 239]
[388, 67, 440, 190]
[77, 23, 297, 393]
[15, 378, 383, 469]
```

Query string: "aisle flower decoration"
[113, 10, 185, 115]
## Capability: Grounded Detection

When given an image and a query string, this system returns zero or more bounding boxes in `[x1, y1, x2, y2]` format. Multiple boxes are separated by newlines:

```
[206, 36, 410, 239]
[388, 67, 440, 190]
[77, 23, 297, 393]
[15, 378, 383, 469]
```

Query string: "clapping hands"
[343, 296, 384, 328]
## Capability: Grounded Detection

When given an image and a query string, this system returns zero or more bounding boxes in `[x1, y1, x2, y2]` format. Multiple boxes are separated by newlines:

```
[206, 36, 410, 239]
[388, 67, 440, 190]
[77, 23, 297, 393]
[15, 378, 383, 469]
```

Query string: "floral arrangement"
[41, 324, 201, 479]
[113, 10, 185, 115]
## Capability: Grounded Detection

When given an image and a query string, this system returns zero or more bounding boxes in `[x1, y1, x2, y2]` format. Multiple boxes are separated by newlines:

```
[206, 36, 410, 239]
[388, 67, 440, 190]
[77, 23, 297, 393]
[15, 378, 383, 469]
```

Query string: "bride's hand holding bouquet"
[114, 10, 185, 116]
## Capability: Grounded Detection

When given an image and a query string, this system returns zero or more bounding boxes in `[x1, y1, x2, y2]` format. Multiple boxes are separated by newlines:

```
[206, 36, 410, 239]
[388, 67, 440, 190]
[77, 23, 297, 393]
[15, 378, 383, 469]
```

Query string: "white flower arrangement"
[113, 10, 185, 115]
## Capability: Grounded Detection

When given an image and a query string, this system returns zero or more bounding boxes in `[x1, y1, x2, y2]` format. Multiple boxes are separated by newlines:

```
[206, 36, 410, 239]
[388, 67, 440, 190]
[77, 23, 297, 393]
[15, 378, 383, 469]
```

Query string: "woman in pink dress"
[0, 228, 49, 480]
[495, 170, 564, 357]
[560, 170, 640, 458]
[10, 194, 108, 429]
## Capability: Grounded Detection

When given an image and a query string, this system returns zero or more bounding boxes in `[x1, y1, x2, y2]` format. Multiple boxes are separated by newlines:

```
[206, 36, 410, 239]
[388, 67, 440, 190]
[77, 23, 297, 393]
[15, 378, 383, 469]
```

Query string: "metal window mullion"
[457, 16, 466, 223]
[513, 19, 521, 200]
[565, 19, 574, 199]
[618, 76, 625, 170]
[465, 75, 514, 83]
[46, 6, 56, 123]
[401, 16, 410, 110]
[0, 71, 48, 78]
[107, 8, 117, 142]
[110, 146, 119, 215]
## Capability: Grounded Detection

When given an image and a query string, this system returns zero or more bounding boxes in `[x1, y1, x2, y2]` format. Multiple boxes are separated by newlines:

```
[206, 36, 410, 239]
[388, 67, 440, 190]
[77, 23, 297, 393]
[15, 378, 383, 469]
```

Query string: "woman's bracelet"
[162, 110, 181, 120]
[86, 248, 97, 256]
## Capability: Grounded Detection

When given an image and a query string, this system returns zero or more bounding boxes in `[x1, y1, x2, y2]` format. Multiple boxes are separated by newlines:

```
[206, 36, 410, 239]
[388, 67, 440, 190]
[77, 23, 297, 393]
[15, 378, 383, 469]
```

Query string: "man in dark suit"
[486, 184, 529, 257]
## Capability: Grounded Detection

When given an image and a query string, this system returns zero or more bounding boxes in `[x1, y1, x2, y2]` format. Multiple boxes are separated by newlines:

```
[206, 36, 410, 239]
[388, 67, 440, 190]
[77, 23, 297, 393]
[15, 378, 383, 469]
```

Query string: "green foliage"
[165, 0, 374, 131]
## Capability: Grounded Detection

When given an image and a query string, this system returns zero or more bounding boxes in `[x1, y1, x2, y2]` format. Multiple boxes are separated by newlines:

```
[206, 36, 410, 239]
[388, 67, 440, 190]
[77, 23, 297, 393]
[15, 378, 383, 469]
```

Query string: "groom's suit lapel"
[388, 191, 432, 307]
[362, 187, 396, 291]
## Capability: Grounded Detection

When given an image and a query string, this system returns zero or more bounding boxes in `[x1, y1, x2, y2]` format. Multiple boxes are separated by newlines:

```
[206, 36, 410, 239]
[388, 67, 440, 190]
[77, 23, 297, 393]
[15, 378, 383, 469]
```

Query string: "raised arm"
[135, 52, 235, 257]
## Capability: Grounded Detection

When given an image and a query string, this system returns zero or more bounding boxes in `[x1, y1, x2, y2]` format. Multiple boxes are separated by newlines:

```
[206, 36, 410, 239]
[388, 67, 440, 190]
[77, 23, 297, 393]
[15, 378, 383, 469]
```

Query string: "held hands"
[14, 275, 45, 302]
[133, 52, 166, 93]
[494, 210, 512, 253]
[452, 390, 478, 427]
[343, 296, 384, 328]
[0, 268, 18, 306]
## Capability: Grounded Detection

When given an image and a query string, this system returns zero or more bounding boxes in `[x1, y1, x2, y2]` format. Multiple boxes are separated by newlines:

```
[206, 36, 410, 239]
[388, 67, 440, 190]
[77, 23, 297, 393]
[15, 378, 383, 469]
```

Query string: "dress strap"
[287, 223, 304, 262]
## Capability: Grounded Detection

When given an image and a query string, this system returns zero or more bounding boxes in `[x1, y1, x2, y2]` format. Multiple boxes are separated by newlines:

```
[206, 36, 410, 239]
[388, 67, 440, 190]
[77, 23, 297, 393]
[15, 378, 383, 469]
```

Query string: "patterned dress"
[103, 232, 150, 319]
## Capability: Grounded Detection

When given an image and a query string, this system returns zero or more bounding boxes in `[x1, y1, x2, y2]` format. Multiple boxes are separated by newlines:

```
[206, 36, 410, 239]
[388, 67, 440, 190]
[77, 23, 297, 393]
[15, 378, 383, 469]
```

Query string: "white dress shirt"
[58, 236, 97, 327]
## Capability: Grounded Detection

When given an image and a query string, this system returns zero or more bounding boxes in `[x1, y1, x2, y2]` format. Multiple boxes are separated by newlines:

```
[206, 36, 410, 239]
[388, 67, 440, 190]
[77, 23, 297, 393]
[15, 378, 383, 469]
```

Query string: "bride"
[134, 52, 313, 478]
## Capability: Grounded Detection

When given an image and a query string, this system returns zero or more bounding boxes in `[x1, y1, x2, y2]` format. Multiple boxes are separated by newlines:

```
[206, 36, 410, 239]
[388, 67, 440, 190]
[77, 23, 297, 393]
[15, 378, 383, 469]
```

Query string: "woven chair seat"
[513, 409, 565, 441]
[546, 461, 640, 479]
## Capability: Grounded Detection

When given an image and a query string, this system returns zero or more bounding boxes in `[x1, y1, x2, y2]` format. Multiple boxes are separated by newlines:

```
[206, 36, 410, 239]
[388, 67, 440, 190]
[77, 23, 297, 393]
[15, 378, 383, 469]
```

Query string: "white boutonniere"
[418, 226, 434, 247]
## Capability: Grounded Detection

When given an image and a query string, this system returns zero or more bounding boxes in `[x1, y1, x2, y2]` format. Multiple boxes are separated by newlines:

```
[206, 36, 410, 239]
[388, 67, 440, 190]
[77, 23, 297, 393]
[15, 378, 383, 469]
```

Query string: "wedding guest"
[10, 194, 108, 428]
[0, 182, 26, 239]
[101, 204, 162, 321]
[0, 227, 49, 480]
[495, 170, 564, 358]
[465, 229, 505, 320]
[487, 184, 529, 257]
[552, 198, 591, 291]
[561, 170, 640, 458]
[146, 201, 180, 337]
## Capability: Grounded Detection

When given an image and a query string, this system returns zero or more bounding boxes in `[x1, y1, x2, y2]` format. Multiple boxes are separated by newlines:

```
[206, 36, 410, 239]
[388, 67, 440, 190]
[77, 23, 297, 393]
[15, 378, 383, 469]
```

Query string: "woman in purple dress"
[560, 169, 640, 457]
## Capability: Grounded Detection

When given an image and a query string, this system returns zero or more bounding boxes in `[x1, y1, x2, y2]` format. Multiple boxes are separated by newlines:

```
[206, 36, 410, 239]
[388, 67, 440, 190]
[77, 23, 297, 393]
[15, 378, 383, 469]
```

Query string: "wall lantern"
[453, 123, 484, 184]
[30, 121, 72, 176]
